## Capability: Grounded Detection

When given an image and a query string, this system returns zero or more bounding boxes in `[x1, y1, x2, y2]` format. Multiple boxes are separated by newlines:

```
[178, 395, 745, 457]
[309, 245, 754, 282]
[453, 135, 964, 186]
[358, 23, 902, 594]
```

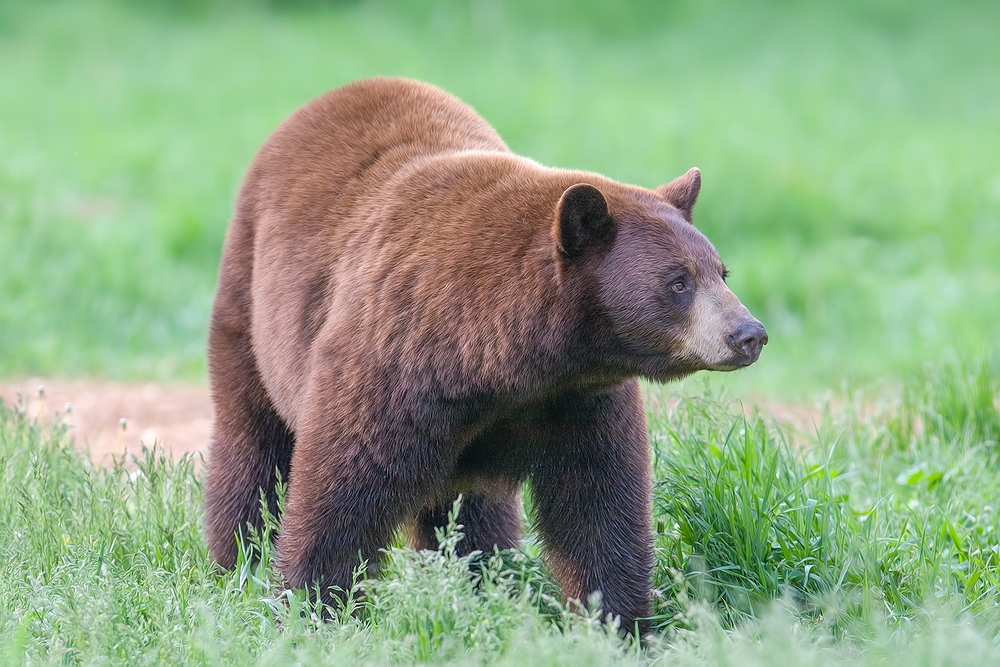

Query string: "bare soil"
[0, 378, 213, 463]
[1, 378, 831, 465]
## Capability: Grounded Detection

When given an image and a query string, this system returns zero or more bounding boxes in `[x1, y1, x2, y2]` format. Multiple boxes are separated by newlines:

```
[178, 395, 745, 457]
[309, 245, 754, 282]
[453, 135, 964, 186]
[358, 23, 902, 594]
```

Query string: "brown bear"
[205, 77, 766, 633]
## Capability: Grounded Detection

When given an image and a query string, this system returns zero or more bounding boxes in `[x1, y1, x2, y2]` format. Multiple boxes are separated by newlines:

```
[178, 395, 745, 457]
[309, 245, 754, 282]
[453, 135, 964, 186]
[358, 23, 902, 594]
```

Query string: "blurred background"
[1, 0, 998, 399]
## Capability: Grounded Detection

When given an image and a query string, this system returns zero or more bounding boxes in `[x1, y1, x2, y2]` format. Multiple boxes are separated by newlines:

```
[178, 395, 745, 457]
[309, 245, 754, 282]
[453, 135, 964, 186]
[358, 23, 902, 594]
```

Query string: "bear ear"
[655, 167, 701, 223]
[554, 183, 615, 259]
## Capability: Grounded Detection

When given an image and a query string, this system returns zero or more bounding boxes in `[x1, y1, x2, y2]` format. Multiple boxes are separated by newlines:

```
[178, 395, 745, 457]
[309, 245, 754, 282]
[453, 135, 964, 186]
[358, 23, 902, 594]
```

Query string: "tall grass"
[649, 361, 1000, 638]
[0, 400, 632, 665]
[1, 362, 998, 664]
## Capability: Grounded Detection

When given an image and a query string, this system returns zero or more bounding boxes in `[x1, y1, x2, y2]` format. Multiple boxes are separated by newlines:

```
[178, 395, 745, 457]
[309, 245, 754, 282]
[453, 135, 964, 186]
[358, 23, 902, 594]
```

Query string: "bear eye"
[671, 279, 687, 293]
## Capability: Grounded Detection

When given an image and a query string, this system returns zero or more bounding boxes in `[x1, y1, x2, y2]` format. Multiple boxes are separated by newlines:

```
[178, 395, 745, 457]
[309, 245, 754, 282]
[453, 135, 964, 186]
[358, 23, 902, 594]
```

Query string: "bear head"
[554, 167, 767, 383]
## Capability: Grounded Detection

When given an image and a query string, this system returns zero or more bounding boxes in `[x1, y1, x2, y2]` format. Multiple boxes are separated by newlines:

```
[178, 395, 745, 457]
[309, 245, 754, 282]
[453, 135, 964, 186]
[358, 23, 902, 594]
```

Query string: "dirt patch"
[0, 378, 213, 463]
[0, 379, 857, 465]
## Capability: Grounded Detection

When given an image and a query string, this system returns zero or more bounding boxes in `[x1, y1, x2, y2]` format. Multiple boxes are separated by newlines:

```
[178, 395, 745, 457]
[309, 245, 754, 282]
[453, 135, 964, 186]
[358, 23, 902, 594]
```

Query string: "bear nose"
[728, 320, 768, 361]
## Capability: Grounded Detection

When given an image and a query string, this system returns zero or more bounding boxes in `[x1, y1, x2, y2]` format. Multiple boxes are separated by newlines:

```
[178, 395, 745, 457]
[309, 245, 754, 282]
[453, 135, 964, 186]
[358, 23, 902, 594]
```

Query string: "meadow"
[2, 0, 1000, 663]
[3, 364, 1000, 664]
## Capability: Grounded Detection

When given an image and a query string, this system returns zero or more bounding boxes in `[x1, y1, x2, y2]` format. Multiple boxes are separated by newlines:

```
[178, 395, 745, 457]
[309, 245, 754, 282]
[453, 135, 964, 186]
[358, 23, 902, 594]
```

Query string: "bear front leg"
[275, 413, 451, 608]
[530, 380, 653, 635]
[409, 483, 523, 555]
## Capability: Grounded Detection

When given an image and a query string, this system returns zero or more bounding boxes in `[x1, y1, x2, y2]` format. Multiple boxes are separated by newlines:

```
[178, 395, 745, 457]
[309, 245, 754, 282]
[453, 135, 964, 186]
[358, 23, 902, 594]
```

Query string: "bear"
[204, 77, 766, 633]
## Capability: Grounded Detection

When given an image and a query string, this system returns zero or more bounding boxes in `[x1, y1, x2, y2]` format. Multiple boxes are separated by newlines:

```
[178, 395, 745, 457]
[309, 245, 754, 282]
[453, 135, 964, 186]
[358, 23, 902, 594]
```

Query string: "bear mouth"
[709, 350, 762, 371]
[637, 352, 756, 383]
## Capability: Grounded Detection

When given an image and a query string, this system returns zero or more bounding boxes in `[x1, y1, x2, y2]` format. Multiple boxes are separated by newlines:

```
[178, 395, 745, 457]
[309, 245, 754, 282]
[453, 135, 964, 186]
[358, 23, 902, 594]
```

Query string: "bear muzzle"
[727, 319, 768, 365]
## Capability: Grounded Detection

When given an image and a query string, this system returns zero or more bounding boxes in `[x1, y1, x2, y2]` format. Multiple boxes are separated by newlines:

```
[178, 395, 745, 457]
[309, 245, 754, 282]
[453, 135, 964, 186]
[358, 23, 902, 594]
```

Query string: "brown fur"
[205, 77, 766, 634]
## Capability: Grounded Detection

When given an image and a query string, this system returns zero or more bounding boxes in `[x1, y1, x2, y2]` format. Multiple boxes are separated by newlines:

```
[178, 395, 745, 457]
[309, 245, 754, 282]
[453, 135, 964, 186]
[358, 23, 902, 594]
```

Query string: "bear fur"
[205, 77, 766, 633]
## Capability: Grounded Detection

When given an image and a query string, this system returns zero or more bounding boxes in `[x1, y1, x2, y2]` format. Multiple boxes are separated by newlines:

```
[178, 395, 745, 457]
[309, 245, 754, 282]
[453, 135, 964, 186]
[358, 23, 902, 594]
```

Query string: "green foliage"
[1, 363, 1000, 663]
[0, 0, 998, 392]
[649, 360, 1000, 640]
[651, 404, 853, 627]
[888, 359, 1000, 449]
[0, 399, 634, 665]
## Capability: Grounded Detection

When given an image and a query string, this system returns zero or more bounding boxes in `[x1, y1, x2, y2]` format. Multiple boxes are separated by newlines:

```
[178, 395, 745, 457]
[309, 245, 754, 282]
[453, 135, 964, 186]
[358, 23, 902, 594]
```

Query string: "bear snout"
[727, 320, 768, 363]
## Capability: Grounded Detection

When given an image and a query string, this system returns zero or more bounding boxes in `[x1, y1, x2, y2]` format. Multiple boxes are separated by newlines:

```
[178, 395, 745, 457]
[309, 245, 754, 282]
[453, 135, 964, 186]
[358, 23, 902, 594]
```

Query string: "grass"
[649, 360, 1000, 634]
[1, 0, 999, 394]
[1, 361, 999, 664]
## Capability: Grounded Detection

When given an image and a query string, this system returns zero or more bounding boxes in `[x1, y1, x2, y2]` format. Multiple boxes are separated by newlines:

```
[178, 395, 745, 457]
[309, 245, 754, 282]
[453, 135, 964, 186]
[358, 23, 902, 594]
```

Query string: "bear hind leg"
[409, 484, 523, 556]
[205, 304, 294, 570]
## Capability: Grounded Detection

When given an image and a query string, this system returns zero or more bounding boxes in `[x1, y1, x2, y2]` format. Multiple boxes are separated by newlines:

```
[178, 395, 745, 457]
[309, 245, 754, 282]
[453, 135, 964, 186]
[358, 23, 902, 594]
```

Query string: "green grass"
[1, 0, 998, 394]
[650, 360, 1000, 634]
[2, 361, 999, 664]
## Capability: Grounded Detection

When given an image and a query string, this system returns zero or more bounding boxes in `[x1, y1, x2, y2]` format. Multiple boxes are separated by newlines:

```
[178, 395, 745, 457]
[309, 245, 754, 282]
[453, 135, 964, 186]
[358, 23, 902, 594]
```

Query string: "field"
[4, 366, 1000, 664]
[1, 0, 999, 663]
